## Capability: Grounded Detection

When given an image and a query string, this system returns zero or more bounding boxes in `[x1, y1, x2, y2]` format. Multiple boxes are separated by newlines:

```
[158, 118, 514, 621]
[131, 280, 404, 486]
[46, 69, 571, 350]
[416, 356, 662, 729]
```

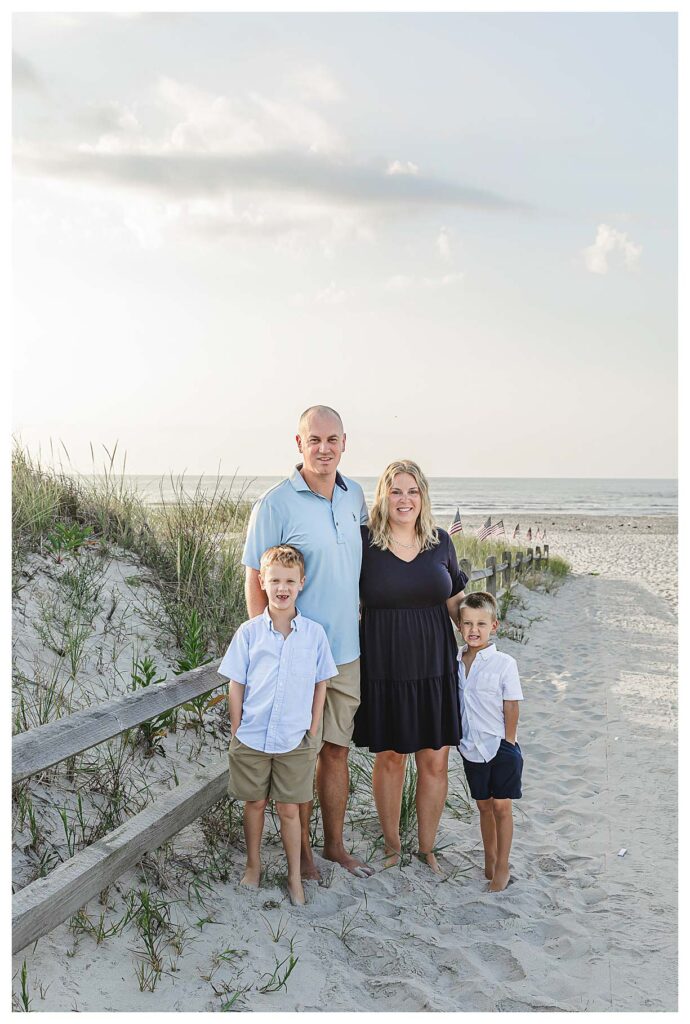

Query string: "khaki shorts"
[316, 658, 361, 749]
[227, 731, 318, 804]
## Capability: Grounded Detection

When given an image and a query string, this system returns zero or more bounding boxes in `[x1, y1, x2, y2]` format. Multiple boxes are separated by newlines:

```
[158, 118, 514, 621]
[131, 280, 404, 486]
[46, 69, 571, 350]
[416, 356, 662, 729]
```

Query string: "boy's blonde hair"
[459, 591, 499, 620]
[259, 544, 305, 576]
[368, 459, 439, 552]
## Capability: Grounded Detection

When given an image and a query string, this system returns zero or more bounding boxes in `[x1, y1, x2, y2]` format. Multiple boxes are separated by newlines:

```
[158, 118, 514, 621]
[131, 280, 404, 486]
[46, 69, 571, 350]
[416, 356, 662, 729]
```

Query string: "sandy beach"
[12, 515, 677, 1011]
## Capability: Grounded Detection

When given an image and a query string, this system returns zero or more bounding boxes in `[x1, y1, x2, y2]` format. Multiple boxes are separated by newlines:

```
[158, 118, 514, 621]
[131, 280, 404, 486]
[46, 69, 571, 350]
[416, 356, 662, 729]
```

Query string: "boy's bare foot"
[484, 859, 496, 880]
[382, 847, 401, 869]
[488, 866, 511, 892]
[240, 864, 261, 889]
[288, 879, 306, 906]
[323, 844, 373, 878]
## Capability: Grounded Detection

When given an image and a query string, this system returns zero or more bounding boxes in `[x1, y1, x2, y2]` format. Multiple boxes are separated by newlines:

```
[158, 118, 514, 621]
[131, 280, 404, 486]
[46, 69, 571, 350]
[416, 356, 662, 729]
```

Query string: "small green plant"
[174, 610, 223, 729]
[257, 951, 300, 994]
[18, 959, 31, 1011]
[260, 913, 289, 943]
[128, 887, 175, 992]
[130, 655, 173, 755]
[45, 521, 94, 563]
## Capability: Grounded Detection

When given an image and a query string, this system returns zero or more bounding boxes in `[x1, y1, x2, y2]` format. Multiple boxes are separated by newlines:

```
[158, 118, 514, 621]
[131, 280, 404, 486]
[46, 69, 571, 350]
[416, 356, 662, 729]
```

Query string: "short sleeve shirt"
[242, 466, 368, 665]
[218, 609, 338, 754]
[458, 643, 524, 763]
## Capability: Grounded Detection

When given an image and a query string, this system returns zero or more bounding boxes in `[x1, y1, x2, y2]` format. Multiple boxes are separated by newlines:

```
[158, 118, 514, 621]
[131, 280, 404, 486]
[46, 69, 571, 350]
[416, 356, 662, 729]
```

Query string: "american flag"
[449, 507, 463, 536]
[477, 517, 505, 541]
[512, 523, 520, 539]
[526, 527, 532, 541]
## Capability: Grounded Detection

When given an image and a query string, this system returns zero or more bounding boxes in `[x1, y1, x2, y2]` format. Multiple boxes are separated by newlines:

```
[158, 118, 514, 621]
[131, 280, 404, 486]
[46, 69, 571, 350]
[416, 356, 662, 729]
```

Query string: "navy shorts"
[462, 740, 523, 801]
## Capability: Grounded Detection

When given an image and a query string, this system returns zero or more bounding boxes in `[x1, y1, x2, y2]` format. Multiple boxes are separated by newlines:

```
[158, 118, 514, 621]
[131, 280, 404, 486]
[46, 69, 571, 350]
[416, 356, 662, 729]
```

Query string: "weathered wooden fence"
[12, 543, 548, 954]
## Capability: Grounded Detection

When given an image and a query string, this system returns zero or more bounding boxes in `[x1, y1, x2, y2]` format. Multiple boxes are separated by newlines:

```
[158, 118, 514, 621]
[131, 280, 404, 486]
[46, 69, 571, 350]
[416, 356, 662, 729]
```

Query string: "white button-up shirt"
[218, 608, 338, 754]
[458, 643, 523, 763]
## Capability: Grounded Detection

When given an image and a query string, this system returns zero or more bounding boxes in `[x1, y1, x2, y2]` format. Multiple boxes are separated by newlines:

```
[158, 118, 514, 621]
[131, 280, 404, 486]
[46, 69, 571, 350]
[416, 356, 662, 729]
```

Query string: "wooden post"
[526, 546, 533, 572]
[514, 551, 523, 579]
[502, 550, 512, 589]
[535, 545, 542, 571]
[460, 558, 472, 593]
[486, 556, 497, 597]
[544, 544, 549, 565]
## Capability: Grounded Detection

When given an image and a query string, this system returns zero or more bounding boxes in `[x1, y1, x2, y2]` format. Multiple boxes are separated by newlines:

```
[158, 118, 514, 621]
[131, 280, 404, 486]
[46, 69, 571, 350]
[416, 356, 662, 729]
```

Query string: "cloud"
[13, 52, 43, 92]
[583, 223, 642, 275]
[288, 65, 344, 105]
[291, 281, 351, 306]
[384, 271, 463, 291]
[386, 160, 420, 176]
[437, 226, 452, 261]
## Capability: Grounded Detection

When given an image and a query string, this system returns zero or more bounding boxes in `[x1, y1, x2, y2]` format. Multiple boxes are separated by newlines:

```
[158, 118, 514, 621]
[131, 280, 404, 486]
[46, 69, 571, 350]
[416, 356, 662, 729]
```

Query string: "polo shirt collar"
[460, 642, 497, 662]
[262, 606, 301, 633]
[290, 464, 348, 492]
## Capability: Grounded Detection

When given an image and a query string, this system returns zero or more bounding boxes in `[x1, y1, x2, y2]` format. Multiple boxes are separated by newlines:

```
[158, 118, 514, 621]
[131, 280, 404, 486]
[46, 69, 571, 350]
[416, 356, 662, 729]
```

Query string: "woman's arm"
[446, 590, 465, 630]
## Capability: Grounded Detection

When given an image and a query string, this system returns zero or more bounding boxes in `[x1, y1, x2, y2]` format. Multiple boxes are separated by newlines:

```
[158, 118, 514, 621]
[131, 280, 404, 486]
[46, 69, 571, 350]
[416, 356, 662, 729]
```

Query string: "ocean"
[120, 476, 677, 518]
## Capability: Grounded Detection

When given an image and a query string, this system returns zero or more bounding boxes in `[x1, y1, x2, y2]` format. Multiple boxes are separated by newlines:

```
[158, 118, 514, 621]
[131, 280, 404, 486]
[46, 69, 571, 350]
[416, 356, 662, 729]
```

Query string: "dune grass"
[450, 530, 569, 592]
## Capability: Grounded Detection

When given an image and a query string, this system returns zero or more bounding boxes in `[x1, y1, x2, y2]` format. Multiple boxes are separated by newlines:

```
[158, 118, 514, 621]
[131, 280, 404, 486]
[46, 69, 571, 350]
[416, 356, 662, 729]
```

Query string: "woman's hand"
[446, 590, 465, 630]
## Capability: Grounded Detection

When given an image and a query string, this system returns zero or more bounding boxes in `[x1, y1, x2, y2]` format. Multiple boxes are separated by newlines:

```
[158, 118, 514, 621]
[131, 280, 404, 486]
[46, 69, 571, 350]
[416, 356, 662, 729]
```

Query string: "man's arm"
[245, 566, 268, 618]
[503, 700, 520, 744]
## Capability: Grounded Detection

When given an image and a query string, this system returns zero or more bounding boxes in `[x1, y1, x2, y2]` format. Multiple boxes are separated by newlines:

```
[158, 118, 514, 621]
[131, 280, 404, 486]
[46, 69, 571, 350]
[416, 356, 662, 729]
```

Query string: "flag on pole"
[542, 528, 547, 541]
[449, 507, 463, 536]
[526, 527, 532, 541]
[536, 527, 542, 541]
[478, 517, 505, 541]
[513, 523, 520, 539]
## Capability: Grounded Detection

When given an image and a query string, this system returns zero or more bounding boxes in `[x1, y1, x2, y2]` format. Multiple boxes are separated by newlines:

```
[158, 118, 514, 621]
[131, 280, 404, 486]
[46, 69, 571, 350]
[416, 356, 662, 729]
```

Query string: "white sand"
[12, 517, 677, 1011]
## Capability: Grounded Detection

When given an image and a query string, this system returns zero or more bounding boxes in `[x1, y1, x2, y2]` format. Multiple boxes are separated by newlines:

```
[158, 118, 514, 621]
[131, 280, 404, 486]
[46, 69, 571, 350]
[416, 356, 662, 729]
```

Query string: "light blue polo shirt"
[218, 608, 338, 754]
[242, 466, 368, 665]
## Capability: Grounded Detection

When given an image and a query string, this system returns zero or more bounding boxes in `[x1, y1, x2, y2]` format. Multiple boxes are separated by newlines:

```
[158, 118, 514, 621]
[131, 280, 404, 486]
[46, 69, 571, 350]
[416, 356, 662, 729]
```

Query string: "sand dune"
[12, 518, 677, 1011]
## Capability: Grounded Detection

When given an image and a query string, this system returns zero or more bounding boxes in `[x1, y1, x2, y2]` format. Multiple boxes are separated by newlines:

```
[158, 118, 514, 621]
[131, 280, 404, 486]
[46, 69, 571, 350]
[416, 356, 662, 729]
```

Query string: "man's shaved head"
[297, 405, 344, 437]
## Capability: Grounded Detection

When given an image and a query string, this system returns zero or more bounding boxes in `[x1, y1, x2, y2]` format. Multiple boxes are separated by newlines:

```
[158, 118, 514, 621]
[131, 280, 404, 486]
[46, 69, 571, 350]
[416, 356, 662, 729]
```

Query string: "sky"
[12, 11, 677, 478]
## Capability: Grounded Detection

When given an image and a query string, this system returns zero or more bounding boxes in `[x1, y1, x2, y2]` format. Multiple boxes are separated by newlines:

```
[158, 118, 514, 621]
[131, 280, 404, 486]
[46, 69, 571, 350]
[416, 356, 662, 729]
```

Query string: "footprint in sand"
[467, 942, 526, 982]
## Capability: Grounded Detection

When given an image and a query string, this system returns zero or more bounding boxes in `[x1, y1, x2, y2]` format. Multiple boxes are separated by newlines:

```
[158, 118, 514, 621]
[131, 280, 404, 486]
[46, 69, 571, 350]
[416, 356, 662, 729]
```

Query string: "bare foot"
[488, 866, 511, 892]
[322, 845, 374, 878]
[300, 854, 322, 882]
[382, 847, 401, 869]
[484, 859, 496, 881]
[288, 878, 306, 906]
[417, 851, 444, 876]
[240, 864, 261, 889]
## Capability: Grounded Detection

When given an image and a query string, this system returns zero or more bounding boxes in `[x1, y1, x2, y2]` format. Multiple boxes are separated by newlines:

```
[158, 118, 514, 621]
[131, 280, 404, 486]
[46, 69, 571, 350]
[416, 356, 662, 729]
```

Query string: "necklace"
[390, 535, 419, 550]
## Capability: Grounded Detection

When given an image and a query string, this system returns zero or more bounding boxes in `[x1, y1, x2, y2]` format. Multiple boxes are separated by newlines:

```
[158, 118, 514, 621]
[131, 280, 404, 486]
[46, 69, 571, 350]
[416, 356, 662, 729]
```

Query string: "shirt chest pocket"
[290, 645, 316, 679]
[474, 672, 502, 697]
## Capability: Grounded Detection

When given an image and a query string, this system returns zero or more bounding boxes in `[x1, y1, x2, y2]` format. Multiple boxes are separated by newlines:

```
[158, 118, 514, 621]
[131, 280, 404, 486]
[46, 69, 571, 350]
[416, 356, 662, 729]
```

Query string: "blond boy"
[218, 545, 336, 906]
[457, 592, 524, 892]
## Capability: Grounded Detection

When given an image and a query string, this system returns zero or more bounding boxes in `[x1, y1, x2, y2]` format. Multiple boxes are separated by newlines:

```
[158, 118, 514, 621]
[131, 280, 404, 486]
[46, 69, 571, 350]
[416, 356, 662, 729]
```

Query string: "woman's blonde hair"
[368, 460, 439, 552]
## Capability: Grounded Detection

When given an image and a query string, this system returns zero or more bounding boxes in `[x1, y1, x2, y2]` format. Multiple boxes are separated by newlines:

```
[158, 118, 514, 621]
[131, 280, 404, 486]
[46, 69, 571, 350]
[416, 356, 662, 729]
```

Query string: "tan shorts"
[227, 731, 318, 804]
[317, 658, 360, 749]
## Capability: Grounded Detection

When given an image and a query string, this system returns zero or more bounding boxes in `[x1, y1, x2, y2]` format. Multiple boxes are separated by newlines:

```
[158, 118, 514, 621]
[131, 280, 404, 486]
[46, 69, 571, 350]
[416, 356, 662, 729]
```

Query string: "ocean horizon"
[104, 476, 677, 518]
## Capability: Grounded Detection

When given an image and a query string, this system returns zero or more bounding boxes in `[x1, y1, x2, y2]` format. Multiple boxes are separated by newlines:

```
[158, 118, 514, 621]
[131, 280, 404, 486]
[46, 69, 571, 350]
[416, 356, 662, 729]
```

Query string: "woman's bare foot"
[488, 866, 510, 892]
[417, 851, 444, 875]
[240, 864, 261, 888]
[484, 859, 496, 880]
[288, 878, 306, 905]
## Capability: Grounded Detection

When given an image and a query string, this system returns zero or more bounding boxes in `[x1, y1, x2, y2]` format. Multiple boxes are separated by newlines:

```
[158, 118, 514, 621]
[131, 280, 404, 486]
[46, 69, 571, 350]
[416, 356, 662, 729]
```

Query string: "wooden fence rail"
[12, 543, 548, 954]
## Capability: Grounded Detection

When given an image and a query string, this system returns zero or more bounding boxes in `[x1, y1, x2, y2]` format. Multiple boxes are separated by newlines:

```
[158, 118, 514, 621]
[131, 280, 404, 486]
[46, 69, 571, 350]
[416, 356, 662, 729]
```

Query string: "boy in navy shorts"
[218, 544, 337, 906]
[457, 591, 524, 892]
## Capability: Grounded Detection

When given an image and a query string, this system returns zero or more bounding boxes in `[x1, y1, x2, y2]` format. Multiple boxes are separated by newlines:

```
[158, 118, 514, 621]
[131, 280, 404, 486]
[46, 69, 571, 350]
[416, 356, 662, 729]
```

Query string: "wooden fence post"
[486, 556, 497, 597]
[502, 550, 512, 589]
[544, 544, 549, 565]
[514, 551, 523, 579]
[527, 547, 533, 572]
[535, 545, 542, 572]
[460, 559, 472, 593]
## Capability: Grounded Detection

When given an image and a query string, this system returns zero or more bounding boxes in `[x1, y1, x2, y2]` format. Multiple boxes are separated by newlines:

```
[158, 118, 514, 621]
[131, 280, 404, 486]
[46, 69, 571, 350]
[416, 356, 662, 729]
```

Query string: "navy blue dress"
[353, 527, 468, 754]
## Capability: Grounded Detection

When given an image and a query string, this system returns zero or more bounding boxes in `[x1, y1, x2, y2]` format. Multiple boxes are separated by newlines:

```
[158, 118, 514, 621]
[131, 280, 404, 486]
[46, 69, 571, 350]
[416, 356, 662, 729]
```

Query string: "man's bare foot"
[300, 854, 321, 882]
[288, 878, 306, 906]
[484, 859, 496, 880]
[417, 851, 444, 875]
[240, 864, 261, 888]
[323, 845, 374, 877]
[488, 866, 510, 892]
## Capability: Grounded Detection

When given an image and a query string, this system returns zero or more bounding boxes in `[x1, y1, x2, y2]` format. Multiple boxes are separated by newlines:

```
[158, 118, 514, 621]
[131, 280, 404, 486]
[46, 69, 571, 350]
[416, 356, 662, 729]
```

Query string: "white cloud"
[583, 223, 642, 275]
[384, 271, 463, 291]
[288, 65, 343, 105]
[386, 160, 420, 176]
[437, 226, 452, 261]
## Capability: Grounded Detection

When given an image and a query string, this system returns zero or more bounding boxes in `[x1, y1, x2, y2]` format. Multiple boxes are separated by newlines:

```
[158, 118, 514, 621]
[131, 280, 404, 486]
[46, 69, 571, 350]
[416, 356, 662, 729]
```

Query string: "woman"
[353, 460, 467, 873]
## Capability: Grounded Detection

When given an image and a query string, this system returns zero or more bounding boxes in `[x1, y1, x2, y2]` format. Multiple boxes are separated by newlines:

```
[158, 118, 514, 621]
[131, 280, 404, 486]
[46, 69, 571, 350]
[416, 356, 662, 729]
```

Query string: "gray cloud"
[16, 146, 527, 213]
[13, 52, 43, 92]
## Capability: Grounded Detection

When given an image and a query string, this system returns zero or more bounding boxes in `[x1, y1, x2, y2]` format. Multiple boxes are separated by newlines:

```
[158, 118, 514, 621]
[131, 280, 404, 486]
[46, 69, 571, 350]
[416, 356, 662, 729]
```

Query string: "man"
[243, 405, 373, 879]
